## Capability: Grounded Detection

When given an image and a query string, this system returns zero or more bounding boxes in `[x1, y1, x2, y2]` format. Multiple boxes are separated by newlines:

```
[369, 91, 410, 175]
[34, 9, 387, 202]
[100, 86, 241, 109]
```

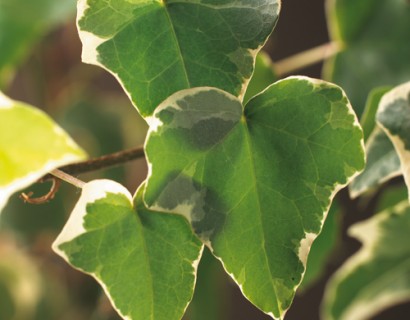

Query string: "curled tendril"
[20, 178, 61, 205]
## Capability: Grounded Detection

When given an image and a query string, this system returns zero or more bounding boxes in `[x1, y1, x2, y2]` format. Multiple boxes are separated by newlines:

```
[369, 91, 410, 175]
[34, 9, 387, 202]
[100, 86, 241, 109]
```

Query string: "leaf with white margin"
[53, 180, 203, 320]
[144, 77, 365, 319]
[377, 81, 410, 198]
[322, 201, 410, 320]
[0, 92, 86, 213]
[77, 0, 280, 117]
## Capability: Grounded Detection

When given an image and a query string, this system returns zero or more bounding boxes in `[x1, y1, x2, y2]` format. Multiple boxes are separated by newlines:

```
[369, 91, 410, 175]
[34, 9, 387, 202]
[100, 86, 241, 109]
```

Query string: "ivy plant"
[1, 0, 410, 319]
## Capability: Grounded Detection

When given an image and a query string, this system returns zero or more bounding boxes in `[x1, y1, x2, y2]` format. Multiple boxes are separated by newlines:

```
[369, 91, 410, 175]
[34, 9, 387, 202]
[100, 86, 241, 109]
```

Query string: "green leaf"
[377, 81, 410, 197]
[0, 0, 75, 86]
[53, 180, 203, 320]
[0, 92, 86, 213]
[349, 127, 400, 198]
[77, 0, 280, 117]
[325, 0, 410, 115]
[322, 201, 410, 320]
[243, 51, 277, 104]
[144, 77, 365, 318]
[360, 86, 392, 142]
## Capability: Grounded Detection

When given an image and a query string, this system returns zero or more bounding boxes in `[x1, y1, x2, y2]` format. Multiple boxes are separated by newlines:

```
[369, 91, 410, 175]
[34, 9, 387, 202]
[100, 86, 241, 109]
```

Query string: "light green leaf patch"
[77, 0, 280, 116]
[144, 77, 365, 319]
[53, 180, 203, 320]
[325, 0, 410, 115]
[322, 201, 410, 320]
[377, 81, 410, 198]
[0, 92, 86, 213]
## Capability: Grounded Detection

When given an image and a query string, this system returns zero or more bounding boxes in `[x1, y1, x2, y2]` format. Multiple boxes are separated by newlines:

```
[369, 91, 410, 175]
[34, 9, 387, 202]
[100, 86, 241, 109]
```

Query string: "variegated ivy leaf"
[53, 180, 203, 320]
[144, 77, 365, 319]
[322, 201, 410, 320]
[377, 81, 410, 197]
[325, 0, 410, 115]
[0, 92, 86, 213]
[77, 0, 280, 117]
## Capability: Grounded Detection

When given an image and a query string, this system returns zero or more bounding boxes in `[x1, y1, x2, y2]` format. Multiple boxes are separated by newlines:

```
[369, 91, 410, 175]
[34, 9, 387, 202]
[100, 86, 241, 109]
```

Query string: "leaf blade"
[77, 0, 280, 116]
[144, 77, 365, 318]
[53, 180, 203, 320]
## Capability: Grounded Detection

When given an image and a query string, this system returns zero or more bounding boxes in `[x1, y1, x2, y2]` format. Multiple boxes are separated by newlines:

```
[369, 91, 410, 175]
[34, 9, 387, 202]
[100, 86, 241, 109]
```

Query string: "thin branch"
[41, 146, 145, 181]
[51, 169, 86, 189]
[274, 42, 341, 77]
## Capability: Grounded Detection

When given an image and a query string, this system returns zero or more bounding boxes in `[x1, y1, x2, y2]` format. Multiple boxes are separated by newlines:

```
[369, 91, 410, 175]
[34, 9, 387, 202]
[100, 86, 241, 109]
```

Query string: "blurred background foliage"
[0, 0, 409, 319]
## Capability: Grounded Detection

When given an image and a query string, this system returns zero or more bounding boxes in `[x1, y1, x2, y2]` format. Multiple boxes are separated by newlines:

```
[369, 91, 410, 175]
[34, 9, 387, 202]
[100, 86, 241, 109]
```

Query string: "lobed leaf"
[0, 92, 86, 213]
[144, 77, 365, 318]
[77, 0, 280, 117]
[53, 180, 203, 320]
[322, 201, 410, 320]
[325, 0, 410, 115]
[377, 81, 410, 198]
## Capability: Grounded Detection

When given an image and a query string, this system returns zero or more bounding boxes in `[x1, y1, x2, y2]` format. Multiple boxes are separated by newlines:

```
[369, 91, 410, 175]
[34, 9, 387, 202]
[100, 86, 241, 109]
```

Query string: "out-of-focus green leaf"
[325, 0, 410, 115]
[299, 202, 340, 291]
[360, 86, 392, 142]
[144, 77, 365, 319]
[349, 127, 400, 198]
[0, 92, 86, 213]
[243, 51, 277, 104]
[184, 247, 229, 320]
[0, 0, 75, 86]
[77, 0, 280, 116]
[377, 81, 410, 197]
[53, 180, 203, 320]
[322, 201, 410, 320]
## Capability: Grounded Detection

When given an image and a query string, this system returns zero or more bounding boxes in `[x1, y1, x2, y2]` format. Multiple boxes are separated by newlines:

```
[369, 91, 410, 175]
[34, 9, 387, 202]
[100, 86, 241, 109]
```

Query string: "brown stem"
[41, 146, 145, 181]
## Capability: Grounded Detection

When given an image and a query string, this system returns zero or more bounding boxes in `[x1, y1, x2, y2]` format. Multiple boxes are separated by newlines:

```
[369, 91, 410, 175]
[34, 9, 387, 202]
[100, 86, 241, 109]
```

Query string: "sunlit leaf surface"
[144, 77, 365, 318]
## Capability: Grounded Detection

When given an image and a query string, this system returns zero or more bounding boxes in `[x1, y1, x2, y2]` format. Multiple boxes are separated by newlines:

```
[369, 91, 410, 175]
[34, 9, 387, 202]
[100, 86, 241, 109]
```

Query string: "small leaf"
[77, 0, 280, 116]
[322, 201, 410, 320]
[144, 77, 365, 318]
[53, 180, 203, 320]
[325, 0, 410, 114]
[0, 0, 75, 86]
[377, 81, 410, 197]
[0, 92, 86, 212]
